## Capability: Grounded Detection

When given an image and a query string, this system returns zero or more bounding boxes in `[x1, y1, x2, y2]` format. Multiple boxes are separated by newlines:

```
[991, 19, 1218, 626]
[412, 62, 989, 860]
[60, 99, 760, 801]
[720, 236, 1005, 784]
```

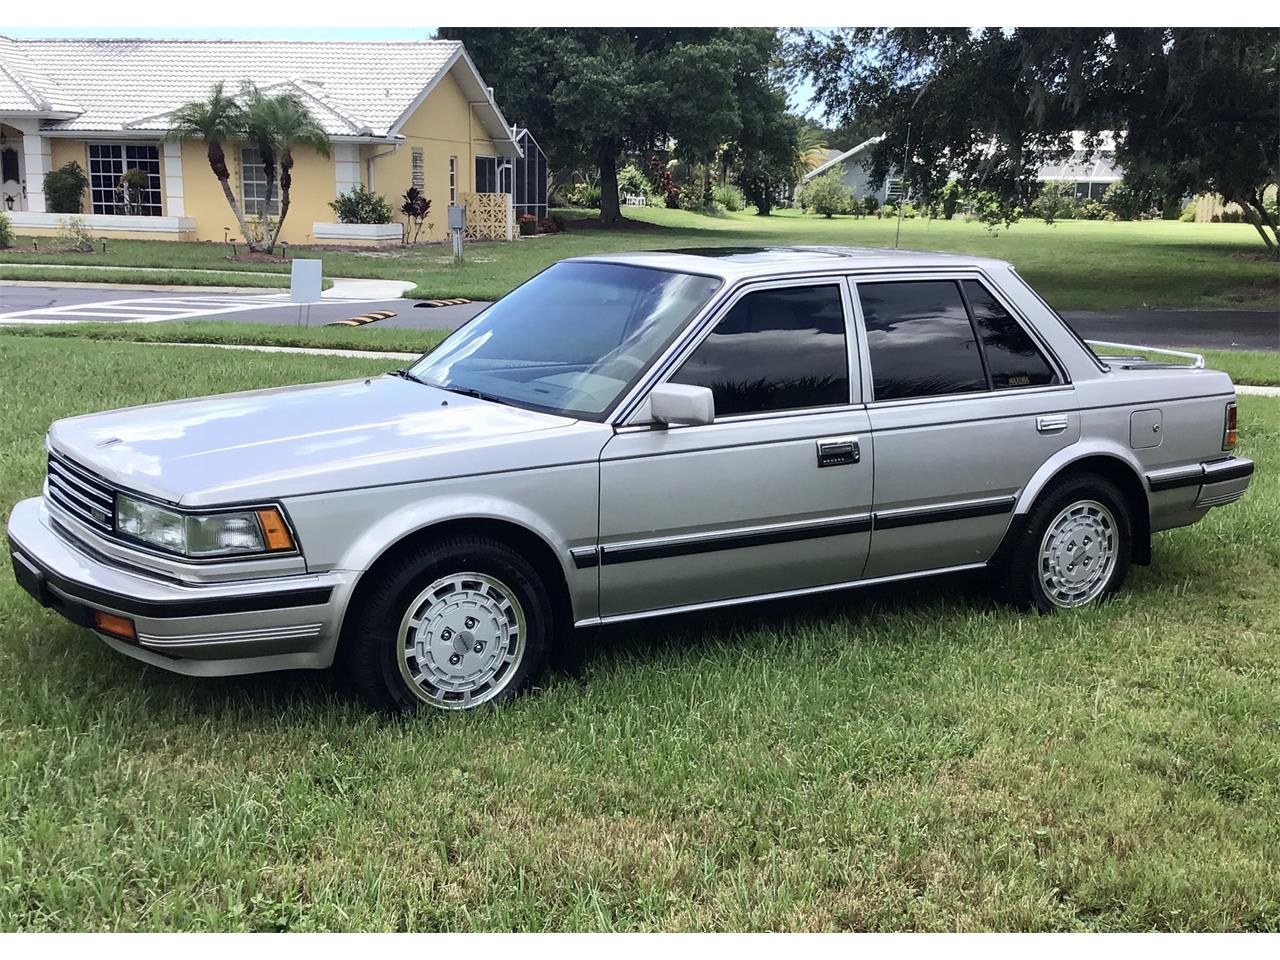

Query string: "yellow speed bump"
[413, 298, 473, 308]
[324, 310, 396, 328]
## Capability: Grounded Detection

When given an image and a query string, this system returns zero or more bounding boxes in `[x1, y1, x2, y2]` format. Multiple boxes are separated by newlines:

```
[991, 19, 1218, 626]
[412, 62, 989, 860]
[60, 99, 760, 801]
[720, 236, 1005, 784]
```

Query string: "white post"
[162, 141, 185, 216]
[20, 130, 51, 213]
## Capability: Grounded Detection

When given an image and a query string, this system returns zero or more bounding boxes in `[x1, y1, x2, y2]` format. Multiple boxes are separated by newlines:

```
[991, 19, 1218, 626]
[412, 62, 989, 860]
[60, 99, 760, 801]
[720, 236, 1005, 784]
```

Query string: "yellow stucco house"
[0, 35, 548, 245]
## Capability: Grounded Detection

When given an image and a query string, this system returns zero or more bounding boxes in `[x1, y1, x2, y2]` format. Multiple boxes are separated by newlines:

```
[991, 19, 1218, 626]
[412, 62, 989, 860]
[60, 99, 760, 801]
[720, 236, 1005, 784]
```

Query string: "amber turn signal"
[1223, 401, 1238, 451]
[256, 507, 296, 551]
[93, 611, 136, 640]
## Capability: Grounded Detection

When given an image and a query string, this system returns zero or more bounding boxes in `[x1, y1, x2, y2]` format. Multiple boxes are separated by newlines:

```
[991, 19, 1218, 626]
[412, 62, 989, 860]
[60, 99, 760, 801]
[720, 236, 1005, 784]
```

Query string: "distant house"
[0, 35, 548, 244]
[801, 131, 1126, 205]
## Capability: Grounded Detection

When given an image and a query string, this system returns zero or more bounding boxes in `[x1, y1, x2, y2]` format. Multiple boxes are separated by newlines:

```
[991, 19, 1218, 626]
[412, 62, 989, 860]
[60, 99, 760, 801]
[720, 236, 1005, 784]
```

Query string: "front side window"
[962, 281, 1059, 389]
[409, 262, 720, 420]
[88, 143, 162, 216]
[858, 280, 987, 401]
[240, 146, 279, 217]
[669, 285, 849, 417]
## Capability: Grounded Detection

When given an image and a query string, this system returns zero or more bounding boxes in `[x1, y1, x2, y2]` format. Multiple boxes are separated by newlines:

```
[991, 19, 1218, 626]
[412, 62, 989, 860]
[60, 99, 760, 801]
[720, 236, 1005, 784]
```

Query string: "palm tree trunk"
[269, 155, 293, 252]
[208, 142, 258, 251]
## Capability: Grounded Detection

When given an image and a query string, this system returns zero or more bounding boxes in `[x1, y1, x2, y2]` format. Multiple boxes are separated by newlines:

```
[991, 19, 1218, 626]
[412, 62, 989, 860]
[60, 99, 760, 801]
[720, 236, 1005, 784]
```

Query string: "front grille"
[46, 453, 116, 532]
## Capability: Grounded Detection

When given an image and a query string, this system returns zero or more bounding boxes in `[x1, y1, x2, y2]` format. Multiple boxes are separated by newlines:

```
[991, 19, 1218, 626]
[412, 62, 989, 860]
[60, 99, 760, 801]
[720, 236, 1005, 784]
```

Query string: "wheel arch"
[335, 511, 579, 664]
[1008, 445, 1152, 566]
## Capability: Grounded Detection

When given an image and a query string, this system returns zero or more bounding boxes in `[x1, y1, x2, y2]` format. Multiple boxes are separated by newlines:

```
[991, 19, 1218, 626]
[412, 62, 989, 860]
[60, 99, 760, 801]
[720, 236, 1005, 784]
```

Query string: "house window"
[411, 148, 424, 191]
[475, 155, 497, 193]
[240, 146, 279, 217]
[88, 143, 162, 216]
[449, 156, 457, 203]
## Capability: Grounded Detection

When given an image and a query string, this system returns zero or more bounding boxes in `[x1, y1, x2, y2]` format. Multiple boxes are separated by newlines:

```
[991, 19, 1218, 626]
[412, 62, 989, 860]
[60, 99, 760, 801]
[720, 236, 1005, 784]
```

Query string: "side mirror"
[649, 383, 715, 426]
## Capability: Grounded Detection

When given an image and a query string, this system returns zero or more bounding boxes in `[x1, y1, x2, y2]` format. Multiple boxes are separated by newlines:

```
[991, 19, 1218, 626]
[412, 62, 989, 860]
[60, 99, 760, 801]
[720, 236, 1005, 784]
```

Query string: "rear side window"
[962, 281, 1060, 389]
[669, 284, 849, 417]
[857, 281, 987, 401]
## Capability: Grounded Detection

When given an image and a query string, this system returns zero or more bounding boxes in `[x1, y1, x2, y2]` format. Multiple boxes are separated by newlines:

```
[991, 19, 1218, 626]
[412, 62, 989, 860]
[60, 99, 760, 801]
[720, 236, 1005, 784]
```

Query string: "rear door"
[851, 274, 1080, 579]
[596, 279, 874, 619]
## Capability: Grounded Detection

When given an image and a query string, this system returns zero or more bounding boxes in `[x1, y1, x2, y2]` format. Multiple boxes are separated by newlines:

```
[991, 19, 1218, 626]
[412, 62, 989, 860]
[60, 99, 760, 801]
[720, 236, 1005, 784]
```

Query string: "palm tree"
[165, 83, 255, 249]
[248, 94, 330, 253]
[792, 126, 830, 182]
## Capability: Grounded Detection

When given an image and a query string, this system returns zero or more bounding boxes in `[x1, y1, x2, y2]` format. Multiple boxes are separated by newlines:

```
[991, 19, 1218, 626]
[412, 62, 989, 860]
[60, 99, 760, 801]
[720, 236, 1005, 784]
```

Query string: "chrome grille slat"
[45, 452, 116, 532]
[47, 460, 114, 508]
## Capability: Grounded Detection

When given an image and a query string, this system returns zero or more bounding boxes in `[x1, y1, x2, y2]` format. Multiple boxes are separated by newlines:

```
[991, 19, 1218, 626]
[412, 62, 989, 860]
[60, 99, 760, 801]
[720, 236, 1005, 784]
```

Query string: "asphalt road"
[1, 284, 1276, 350]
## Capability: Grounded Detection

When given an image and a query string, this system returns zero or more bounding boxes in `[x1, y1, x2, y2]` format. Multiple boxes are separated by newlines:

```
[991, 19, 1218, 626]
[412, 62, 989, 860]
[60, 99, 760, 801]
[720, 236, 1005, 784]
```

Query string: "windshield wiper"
[442, 385, 512, 407]
[390, 368, 428, 385]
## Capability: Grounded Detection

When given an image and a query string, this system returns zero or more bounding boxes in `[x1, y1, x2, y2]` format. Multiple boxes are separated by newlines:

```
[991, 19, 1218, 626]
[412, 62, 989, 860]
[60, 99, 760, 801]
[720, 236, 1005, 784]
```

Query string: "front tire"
[342, 535, 553, 712]
[997, 474, 1133, 613]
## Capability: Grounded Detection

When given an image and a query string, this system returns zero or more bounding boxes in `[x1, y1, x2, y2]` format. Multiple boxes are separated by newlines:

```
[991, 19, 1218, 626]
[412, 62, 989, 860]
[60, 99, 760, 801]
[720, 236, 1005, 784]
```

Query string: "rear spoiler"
[1085, 340, 1206, 371]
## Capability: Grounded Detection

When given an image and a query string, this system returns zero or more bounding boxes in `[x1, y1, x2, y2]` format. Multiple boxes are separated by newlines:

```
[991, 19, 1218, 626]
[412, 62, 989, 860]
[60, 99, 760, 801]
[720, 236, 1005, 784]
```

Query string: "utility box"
[290, 258, 323, 303]
[447, 205, 466, 231]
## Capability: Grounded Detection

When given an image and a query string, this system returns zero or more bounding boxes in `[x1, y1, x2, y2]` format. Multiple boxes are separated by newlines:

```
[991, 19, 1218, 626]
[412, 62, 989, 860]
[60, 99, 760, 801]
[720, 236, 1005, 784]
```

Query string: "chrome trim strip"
[137, 623, 324, 648]
[1196, 489, 1245, 508]
[598, 513, 873, 566]
[579, 561, 988, 627]
[872, 495, 1016, 531]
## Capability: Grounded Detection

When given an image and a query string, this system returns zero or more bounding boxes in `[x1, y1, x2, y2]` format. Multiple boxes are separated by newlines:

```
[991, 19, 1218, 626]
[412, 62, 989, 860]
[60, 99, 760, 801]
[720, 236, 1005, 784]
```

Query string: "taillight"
[1223, 401, 1238, 451]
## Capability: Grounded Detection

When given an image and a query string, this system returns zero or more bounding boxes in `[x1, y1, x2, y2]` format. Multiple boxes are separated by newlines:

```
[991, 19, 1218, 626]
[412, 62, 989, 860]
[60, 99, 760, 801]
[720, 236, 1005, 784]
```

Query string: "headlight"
[114, 496, 295, 558]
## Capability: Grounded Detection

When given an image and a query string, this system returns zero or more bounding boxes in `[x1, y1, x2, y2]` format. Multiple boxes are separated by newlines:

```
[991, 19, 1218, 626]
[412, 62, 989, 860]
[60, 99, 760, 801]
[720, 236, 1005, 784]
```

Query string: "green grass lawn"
[0, 265, 306, 289]
[0, 336, 1277, 931]
[4, 209, 1278, 310]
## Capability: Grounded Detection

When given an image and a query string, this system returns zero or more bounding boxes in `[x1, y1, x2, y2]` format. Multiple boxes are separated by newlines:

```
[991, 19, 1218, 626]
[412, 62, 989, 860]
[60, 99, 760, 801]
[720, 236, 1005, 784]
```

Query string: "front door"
[597, 280, 874, 620]
[851, 275, 1079, 578]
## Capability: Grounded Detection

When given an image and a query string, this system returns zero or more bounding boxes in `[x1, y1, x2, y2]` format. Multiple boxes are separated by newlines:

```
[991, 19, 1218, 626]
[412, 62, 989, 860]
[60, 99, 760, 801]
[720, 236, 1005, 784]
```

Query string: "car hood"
[48, 375, 592, 506]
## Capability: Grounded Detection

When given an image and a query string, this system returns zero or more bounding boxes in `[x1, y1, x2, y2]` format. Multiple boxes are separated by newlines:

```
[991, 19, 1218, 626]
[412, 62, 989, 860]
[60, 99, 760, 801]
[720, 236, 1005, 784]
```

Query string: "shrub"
[1077, 199, 1106, 220]
[55, 215, 95, 251]
[536, 216, 561, 234]
[713, 183, 745, 212]
[1101, 180, 1155, 221]
[1032, 181, 1078, 224]
[799, 172, 852, 218]
[1179, 201, 1198, 222]
[617, 163, 651, 200]
[863, 195, 880, 217]
[0, 211, 13, 249]
[43, 161, 89, 214]
[563, 182, 601, 208]
[328, 185, 394, 224]
[676, 182, 706, 211]
[518, 212, 537, 236]
[400, 186, 432, 242]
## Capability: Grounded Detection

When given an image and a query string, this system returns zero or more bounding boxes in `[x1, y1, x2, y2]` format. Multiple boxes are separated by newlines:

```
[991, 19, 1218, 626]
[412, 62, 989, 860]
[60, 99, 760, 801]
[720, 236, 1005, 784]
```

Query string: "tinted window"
[670, 285, 849, 417]
[963, 281, 1060, 389]
[858, 281, 987, 400]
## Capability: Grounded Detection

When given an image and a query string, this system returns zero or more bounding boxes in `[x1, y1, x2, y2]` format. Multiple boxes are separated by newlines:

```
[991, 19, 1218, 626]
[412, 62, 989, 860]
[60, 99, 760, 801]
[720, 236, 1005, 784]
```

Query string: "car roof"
[566, 246, 1012, 280]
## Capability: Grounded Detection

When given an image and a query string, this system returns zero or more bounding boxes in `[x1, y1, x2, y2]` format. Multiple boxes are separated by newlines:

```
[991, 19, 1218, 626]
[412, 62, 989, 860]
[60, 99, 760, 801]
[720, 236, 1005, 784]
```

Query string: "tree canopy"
[790, 28, 1279, 253]
[440, 27, 791, 222]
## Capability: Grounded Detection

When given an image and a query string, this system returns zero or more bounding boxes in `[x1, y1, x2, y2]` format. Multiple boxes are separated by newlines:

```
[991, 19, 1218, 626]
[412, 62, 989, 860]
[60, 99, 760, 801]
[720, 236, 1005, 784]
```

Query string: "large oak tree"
[440, 28, 782, 223]
[790, 28, 1279, 255]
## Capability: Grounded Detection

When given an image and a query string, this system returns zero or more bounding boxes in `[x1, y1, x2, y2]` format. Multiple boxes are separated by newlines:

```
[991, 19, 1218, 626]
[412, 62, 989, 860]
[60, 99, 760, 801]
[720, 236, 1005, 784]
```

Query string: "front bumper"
[7, 497, 353, 676]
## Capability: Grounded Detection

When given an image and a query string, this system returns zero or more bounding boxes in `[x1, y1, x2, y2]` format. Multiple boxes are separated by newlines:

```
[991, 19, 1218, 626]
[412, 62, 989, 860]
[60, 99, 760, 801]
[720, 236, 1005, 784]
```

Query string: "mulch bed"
[224, 251, 291, 264]
[1, 245, 95, 255]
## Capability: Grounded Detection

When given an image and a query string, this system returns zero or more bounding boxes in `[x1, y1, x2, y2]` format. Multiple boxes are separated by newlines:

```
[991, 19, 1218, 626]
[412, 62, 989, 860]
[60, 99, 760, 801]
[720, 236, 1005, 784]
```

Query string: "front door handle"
[816, 436, 860, 468]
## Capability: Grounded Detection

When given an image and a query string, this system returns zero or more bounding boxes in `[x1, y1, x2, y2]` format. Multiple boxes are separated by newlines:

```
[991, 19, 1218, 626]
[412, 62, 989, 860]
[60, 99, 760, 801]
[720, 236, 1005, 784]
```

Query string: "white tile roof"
[0, 37, 490, 140]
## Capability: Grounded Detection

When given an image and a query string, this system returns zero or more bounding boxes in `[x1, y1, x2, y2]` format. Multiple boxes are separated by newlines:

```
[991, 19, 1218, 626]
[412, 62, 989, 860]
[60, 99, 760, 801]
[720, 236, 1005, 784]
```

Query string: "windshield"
[409, 262, 721, 420]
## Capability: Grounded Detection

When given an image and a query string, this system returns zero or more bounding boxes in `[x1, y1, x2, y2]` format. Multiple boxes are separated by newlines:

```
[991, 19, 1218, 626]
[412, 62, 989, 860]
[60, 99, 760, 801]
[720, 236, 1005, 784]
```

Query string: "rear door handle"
[816, 436, 860, 468]
[1037, 415, 1069, 434]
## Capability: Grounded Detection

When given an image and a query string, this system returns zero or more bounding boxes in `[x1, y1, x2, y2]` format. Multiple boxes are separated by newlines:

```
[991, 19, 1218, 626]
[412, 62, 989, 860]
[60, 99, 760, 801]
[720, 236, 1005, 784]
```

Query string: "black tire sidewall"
[1013, 475, 1133, 613]
[355, 537, 552, 712]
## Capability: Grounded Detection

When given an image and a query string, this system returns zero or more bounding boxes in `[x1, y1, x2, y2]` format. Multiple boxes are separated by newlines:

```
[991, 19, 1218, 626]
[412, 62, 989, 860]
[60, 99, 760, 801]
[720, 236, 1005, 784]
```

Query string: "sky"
[4, 25, 821, 117]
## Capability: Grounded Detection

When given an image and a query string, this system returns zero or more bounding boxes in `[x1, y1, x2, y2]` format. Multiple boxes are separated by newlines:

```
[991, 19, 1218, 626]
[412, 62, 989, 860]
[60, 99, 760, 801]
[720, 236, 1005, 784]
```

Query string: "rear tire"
[996, 474, 1133, 613]
[341, 535, 553, 712]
